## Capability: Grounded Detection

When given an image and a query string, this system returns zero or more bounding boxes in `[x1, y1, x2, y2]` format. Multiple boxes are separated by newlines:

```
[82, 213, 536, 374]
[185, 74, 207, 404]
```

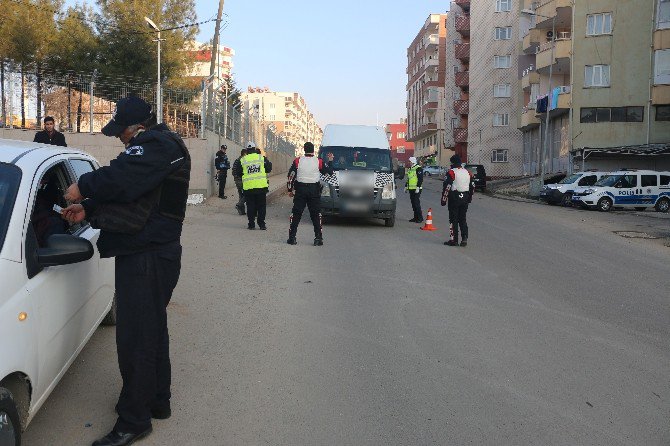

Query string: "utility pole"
[208, 0, 225, 115]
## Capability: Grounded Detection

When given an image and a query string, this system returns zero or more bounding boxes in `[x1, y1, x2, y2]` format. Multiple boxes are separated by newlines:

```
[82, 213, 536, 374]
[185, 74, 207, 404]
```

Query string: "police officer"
[287, 142, 334, 246]
[233, 142, 272, 229]
[441, 154, 474, 247]
[232, 148, 247, 215]
[61, 96, 190, 446]
[214, 144, 230, 199]
[406, 156, 424, 223]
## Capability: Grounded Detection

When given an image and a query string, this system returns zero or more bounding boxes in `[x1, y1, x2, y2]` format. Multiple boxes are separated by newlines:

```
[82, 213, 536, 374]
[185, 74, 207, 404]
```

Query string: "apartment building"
[406, 14, 451, 161]
[451, 1, 471, 164]
[467, 0, 523, 177]
[184, 41, 235, 80]
[241, 88, 323, 156]
[518, 0, 670, 175]
[386, 120, 415, 166]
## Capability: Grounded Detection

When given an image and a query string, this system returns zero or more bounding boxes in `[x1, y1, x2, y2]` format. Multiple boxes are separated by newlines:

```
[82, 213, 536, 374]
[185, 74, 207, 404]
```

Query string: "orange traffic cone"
[420, 208, 437, 231]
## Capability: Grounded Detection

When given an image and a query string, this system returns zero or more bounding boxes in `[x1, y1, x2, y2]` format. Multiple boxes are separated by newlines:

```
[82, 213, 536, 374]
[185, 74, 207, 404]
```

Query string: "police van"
[318, 124, 401, 227]
[571, 169, 670, 212]
[539, 170, 609, 206]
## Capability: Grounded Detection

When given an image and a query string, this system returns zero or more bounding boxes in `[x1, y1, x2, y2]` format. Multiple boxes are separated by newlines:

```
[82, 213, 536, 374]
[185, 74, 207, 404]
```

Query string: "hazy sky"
[194, 1, 449, 127]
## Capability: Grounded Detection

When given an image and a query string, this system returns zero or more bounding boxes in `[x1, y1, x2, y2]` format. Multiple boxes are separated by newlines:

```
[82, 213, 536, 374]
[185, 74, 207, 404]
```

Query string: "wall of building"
[0, 128, 293, 197]
[468, 0, 523, 177]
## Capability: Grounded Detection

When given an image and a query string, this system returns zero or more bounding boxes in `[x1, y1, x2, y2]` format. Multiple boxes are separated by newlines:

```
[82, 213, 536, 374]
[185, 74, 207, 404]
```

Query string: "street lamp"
[521, 8, 555, 187]
[144, 17, 163, 124]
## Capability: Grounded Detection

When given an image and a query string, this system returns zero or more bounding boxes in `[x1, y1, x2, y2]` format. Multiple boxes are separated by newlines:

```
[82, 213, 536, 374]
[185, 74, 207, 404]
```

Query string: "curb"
[267, 185, 287, 203]
[488, 192, 542, 205]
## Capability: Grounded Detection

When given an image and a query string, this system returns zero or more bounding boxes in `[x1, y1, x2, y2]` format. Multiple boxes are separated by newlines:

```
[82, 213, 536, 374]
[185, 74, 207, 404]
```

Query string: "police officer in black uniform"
[214, 144, 230, 198]
[62, 96, 190, 446]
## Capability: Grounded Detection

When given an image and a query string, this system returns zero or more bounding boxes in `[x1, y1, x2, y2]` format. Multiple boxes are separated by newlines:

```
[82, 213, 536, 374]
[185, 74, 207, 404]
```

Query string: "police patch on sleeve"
[125, 145, 144, 156]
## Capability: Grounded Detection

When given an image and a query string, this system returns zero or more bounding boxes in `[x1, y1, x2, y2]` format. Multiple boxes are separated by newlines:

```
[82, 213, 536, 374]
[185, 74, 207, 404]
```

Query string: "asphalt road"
[23, 179, 670, 445]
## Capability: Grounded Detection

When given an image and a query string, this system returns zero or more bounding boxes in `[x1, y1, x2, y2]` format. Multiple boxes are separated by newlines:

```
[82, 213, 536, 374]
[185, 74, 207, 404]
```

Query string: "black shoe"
[259, 225, 267, 230]
[460, 239, 468, 247]
[409, 218, 418, 223]
[444, 240, 458, 246]
[150, 405, 171, 420]
[247, 224, 255, 230]
[287, 237, 297, 245]
[314, 238, 324, 246]
[416, 219, 424, 224]
[92, 428, 152, 446]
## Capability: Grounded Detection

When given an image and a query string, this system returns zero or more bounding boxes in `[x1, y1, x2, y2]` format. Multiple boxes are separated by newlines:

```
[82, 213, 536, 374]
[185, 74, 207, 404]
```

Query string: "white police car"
[539, 171, 609, 206]
[571, 169, 670, 212]
[0, 139, 115, 445]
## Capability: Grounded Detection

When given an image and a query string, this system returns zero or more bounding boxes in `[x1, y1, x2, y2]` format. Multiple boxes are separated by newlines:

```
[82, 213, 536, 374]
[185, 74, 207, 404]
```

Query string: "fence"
[0, 64, 297, 156]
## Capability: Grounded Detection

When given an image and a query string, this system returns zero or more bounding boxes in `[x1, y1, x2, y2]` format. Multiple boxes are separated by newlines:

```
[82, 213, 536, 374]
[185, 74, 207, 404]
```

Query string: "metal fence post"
[89, 69, 97, 134]
[200, 80, 206, 139]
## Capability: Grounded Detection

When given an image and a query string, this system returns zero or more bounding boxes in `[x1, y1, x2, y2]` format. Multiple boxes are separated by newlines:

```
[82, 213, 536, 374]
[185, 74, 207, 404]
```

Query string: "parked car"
[464, 164, 487, 190]
[422, 165, 445, 177]
[0, 139, 115, 445]
[540, 170, 609, 206]
[572, 169, 670, 212]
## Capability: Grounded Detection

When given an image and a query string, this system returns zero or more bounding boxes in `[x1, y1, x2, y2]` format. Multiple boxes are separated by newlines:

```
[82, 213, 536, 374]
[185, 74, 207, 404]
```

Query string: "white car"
[0, 139, 115, 445]
[572, 169, 670, 212]
[422, 165, 445, 177]
[539, 171, 609, 206]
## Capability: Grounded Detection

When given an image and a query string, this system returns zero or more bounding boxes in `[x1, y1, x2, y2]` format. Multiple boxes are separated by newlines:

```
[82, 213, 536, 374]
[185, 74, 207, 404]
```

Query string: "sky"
[193, 0, 450, 128]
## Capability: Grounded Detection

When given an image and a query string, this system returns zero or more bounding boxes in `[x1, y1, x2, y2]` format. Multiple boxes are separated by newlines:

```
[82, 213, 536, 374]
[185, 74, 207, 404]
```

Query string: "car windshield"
[594, 175, 620, 187]
[559, 174, 582, 184]
[465, 165, 481, 175]
[320, 146, 392, 172]
[0, 163, 22, 252]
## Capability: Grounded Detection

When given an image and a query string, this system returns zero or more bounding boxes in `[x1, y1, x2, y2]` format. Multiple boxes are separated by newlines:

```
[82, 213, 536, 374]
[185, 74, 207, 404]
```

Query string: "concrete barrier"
[0, 128, 293, 197]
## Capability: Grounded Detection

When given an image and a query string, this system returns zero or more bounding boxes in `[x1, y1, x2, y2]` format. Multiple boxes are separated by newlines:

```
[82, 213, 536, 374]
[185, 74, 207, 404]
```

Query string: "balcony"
[455, 70, 469, 88]
[412, 123, 438, 139]
[536, 37, 572, 73]
[425, 57, 439, 72]
[519, 106, 540, 131]
[454, 99, 469, 115]
[455, 15, 470, 36]
[426, 34, 439, 48]
[536, 0, 572, 28]
[422, 101, 438, 114]
[455, 0, 470, 11]
[455, 43, 470, 61]
[453, 128, 468, 144]
[522, 28, 542, 54]
[521, 70, 540, 91]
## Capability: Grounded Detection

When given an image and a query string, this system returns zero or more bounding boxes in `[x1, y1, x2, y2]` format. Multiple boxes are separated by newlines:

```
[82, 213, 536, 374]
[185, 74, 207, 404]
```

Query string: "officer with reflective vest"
[234, 141, 272, 230]
[441, 154, 474, 247]
[406, 156, 424, 223]
[286, 142, 334, 246]
[61, 96, 190, 446]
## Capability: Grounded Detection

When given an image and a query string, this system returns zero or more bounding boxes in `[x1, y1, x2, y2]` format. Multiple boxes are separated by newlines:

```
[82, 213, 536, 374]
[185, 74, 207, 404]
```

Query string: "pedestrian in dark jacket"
[214, 145, 230, 198]
[61, 96, 190, 446]
[33, 116, 67, 147]
[232, 148, 247, 215]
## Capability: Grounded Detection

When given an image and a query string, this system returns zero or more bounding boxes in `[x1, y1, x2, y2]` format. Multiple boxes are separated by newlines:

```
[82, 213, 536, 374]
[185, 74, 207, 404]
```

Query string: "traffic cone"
[420, 208, 437, 231]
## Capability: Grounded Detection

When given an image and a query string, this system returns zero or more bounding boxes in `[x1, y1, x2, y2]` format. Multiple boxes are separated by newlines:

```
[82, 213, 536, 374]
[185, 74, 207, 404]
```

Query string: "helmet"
[246, 141, 256, 149]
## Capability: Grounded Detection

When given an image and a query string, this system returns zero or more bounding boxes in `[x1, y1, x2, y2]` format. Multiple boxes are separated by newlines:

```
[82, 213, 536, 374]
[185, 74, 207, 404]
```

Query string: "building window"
[269, 103, 275, 109]
[495, 27, 513, 40]
[580, 107, 644, 123]
[493, 84, 511, 97]
[496, 0, 512, 12]
[491, 149, 509, 162]
[586, 13, 613, 35]
[658, 0, 670, 29]
[584, 64, 611, 87]
[656, 105, 670, 121]
[397, 146, 406, 154]
[494, 55, 512, 68]
[397, 132, 406, 139]
[654, 49, 670, 84]
[493, 113, 510, 126]
[452, 117, 459, 129]
[269, 114, 275, 121]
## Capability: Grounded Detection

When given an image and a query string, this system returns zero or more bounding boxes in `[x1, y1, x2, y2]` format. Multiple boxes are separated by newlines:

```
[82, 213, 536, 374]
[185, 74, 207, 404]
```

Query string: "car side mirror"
[395, 166, 405, 180]
[37, 234, 94, 267]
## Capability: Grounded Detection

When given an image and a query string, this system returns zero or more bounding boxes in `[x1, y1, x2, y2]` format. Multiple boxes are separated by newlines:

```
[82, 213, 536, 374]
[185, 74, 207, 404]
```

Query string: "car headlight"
[542, 185, 550, 190]
[321, 184, 331, 197]
[381, 182, 395, 200]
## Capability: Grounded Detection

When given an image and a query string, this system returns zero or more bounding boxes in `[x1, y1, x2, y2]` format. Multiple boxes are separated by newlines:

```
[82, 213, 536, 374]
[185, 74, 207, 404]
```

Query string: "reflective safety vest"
[407, 165, 420, 190]
[241, 153, 269, 190]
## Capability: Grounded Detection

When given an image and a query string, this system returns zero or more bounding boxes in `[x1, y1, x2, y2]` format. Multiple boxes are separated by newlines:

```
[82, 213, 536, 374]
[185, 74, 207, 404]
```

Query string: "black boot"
[287, 237, 297, 245]
[314, 237, 324, 246]
[444, 240, 458, 246]
[460, 239, 468, 247]
[92, 428, 152, 446]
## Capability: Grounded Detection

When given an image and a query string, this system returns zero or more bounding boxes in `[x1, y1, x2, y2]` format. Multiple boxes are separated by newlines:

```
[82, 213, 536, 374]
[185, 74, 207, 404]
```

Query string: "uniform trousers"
[245, 192, 266, 227]
[409, 190, 423, 220]
[289, 182, 322, 239]
[448, 191, 470, 242]
[113, 242, 182, 434]
[234, 177, 245, 213]
[218, 170, 228, 197]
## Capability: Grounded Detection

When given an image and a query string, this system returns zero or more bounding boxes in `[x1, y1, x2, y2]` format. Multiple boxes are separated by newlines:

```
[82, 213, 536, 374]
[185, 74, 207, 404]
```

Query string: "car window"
[660, 175, 670, 186]
[641, 175, 657, 187]
[578, 175, 597, 186]
[0, 163, 22, 253]
[560, 173, 582, 184]
[618, 175, 637, 188]
[69, 158, 96, 180]
[29, 162, 72, 248]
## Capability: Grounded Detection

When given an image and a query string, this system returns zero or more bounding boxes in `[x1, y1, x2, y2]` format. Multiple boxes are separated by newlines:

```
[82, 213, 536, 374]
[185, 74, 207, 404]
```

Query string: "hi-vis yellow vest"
[241, 153, 269, 190]
[407, 165, 420, 190]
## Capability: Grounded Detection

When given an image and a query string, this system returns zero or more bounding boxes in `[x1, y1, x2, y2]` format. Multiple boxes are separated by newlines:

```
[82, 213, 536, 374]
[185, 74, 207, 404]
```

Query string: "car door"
[23, 158, 98, 400]
[640, 174, 658, 205]
[614, 174, 638, 206]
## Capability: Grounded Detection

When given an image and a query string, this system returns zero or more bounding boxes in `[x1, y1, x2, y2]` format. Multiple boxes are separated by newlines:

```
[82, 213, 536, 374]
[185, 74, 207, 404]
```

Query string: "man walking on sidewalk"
[232, 148, 247, 215]
[441, 155, 474, 247]
[287, 142, 334, 246]
[233, 142, 272, 230]
[406, 157, 424, 223]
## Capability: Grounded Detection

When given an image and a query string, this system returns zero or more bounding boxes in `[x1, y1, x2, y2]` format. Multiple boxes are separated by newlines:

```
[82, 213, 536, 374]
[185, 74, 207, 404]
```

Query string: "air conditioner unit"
[546, 30, 554, 39]
[559, 86, 571, 94]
